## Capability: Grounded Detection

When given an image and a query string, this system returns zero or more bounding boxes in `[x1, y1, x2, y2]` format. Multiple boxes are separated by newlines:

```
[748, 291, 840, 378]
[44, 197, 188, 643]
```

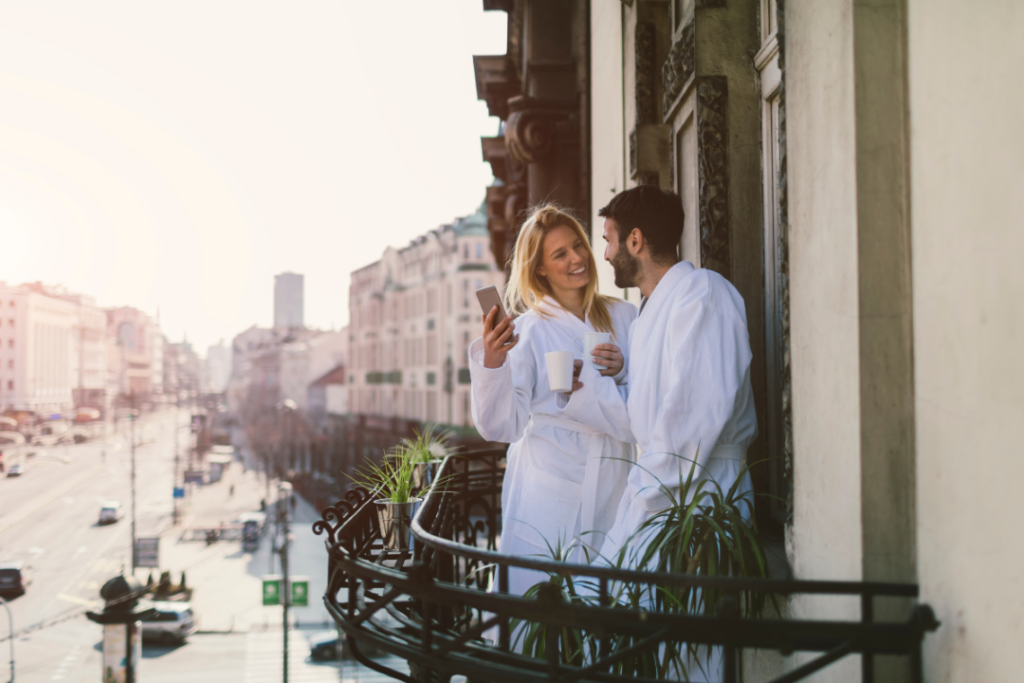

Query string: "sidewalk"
[146, 453, 336, 633]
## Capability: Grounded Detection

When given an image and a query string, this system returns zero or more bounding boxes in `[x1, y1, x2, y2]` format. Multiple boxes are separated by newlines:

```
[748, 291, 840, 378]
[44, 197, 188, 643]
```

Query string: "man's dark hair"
[598, 186, 684, 263]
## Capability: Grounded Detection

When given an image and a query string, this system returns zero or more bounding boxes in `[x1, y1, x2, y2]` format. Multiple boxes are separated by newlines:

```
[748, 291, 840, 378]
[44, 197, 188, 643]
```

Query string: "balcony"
[315, 450, 938, 683]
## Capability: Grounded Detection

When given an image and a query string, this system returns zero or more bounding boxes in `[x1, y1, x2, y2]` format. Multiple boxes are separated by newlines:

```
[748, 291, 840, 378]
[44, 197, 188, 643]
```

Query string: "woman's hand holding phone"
[482, 306, 518, 369]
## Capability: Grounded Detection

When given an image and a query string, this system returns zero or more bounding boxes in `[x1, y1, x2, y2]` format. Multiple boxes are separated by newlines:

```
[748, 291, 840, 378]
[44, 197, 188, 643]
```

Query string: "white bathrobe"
[469, 296, 637, 595]
[562, 261, 757, 566]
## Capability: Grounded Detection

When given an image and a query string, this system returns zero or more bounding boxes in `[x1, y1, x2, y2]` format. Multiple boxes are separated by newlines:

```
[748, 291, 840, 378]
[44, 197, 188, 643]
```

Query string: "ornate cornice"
[696, 77, 730, 278]
[481, 136, 509, 183]
[662, 19, 695, 118]
[505, 97, 575, 166]
[473, 55, 520, 121]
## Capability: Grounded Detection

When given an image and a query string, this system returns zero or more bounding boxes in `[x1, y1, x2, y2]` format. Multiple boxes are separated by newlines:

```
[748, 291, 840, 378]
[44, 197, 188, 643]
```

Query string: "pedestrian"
[260, 498, 266, 511]
[229, 484, 235, 497]
[290, 495, 296, 511]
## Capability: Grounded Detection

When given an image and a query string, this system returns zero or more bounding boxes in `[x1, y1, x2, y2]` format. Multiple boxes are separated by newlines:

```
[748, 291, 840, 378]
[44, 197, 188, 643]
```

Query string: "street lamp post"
[129, 391, 137, 573]
[0, 594, 13, 683]
[278, 482, 293, 683]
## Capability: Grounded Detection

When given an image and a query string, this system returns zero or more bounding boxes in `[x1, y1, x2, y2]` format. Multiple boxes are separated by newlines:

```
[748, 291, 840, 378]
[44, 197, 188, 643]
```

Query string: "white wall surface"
[909, 1, 1024, 679]
[786, 1, 863, 676]
[589, 0, 629, 303]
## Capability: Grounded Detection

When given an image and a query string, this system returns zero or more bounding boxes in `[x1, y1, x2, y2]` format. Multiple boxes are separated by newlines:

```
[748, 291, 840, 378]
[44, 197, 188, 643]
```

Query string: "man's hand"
[590, 343, 624, 377]
[482, 306, 518, 369]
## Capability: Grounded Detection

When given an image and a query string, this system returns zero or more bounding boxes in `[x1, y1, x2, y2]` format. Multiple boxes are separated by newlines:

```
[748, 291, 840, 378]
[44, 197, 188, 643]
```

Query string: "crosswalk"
[244, 631, 410, 683]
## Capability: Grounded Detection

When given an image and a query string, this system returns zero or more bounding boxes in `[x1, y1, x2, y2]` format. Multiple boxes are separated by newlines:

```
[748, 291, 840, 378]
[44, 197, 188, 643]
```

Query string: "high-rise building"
[274, 272, 304, 329]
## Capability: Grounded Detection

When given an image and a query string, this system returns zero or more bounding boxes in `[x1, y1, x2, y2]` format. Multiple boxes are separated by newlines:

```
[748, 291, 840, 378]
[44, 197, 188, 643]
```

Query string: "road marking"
[49, 644, 82, 682]
[0, 463, 105, 536]
[244, 631, 409, 682]
[56, 592, 99, 607]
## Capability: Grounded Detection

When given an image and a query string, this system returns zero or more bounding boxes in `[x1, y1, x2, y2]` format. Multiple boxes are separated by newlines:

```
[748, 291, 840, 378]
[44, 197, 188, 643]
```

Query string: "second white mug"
[573, 331, 613, 371]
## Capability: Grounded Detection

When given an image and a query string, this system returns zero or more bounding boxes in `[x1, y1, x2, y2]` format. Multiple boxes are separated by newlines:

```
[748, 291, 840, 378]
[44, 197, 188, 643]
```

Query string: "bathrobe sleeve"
[627, 277, 752, 511]
[557, 363, 635, 443]
[468, 334, 536, 444]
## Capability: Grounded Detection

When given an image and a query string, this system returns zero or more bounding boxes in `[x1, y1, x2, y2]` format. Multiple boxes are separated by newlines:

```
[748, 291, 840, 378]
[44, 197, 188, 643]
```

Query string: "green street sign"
[262, 575, 282, 606]
[291, 577, 309, 607]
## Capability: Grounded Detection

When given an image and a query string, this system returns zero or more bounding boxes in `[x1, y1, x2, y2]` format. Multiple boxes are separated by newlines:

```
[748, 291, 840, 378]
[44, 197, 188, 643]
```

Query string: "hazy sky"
[0, 1, 506, 352]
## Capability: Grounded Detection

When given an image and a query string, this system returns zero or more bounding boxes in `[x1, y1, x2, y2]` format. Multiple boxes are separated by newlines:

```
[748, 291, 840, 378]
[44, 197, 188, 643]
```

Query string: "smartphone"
[475, 286, 508, 322]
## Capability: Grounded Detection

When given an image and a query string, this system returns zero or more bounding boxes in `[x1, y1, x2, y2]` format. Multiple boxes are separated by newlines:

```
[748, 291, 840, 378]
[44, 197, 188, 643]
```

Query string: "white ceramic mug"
[545, 351, 574, 393]
[574, 331, 613, 371]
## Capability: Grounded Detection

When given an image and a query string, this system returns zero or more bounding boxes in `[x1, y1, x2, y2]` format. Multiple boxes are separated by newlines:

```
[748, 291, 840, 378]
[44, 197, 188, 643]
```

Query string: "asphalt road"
[0, 412, 411, 682]
[0, 410, 181, 683]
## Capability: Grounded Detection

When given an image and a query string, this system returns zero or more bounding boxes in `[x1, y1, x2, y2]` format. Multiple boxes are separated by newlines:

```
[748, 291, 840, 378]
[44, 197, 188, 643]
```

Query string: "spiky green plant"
[510, 449, 773, 679]
[400, 424, 453, 463]
[346, 448, 418, 503]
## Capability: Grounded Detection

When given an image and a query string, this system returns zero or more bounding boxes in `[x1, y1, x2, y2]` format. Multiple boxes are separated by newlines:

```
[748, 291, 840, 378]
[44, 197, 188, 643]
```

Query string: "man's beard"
[610, 248, 640, 289]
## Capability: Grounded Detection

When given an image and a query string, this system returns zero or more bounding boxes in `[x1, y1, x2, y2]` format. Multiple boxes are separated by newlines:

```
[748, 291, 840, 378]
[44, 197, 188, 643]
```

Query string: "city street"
[0, 411, 407, 682]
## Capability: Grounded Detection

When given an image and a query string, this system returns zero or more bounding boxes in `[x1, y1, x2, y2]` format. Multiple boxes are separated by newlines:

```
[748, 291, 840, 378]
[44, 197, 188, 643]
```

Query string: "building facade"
[469, 1, 1022, 680]
[205, 340, 231, 394]
[348, 204, 504, 454]
[0, 282, 77, 418]
[105, 306, 162, 407]
[274, 272, 305, 329]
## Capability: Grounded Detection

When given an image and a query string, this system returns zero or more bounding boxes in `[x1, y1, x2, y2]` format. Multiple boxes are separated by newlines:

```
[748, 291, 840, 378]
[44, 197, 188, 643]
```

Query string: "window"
[756, 1, 787, 524]
[463, 244, 469, 259]
[475, 243, 482, 259]
[7, 381, 11, 390]
[463, 392, 471, 426]
[7, 360, 12, 369]
[7, 340, 11, 349]
[463, 280, 469, 308]
[426, 372, 436, 386]
[8, 319, 12, 327]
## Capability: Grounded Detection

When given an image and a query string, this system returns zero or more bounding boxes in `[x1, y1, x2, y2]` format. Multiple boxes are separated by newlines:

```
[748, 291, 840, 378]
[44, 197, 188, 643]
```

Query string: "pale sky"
[0, 1, 506, 353]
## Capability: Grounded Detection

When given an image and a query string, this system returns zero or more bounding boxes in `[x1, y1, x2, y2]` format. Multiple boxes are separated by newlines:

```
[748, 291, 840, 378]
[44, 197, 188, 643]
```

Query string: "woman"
[469, 205, 637, 595]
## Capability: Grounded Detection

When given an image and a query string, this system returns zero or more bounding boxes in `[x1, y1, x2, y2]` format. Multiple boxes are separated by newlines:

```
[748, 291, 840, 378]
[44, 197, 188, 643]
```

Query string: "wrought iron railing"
[315, 449, 939, 683]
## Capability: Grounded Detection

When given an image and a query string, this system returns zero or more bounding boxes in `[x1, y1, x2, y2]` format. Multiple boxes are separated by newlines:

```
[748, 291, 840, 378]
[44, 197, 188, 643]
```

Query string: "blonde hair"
[504, 204, 615, 335]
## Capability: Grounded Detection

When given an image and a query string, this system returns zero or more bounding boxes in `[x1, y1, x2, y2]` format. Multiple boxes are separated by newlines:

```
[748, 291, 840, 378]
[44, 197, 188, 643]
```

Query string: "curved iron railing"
[315, 449, 939, 683]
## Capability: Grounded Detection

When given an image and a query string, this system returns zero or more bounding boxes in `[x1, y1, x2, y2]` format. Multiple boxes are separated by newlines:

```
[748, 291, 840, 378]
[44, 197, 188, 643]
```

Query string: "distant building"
[205, 340, 231, 394]
[348, 202, 504, 454]
[274, 272, 304, 329]
[105, 306, 162, 405]
[0, 281, 77, 417]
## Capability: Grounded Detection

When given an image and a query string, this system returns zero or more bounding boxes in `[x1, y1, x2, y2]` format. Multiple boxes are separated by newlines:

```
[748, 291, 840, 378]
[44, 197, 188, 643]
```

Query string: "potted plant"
[349, 450, 421, 552]
[400, 425, 452, 492]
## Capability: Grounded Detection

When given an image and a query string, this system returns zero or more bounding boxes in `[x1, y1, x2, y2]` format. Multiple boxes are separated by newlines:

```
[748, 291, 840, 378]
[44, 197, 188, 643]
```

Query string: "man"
[562, 185, 758, 564]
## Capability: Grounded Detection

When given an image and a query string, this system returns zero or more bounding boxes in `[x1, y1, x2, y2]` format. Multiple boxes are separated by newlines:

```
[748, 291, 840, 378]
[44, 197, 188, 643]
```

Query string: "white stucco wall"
[589, 0, 629, 303]
[909, 1, 1024, 679]
[786, 1, 864, 676]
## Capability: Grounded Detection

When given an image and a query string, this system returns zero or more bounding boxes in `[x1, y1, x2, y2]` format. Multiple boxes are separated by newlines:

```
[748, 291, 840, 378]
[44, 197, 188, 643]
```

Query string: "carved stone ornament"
[505, 98, 575, 166]
[696, 77, 730, 278]
[662, 19, 695, 118]
[635, 21, 657, 126]
[629, 129, 638, 178]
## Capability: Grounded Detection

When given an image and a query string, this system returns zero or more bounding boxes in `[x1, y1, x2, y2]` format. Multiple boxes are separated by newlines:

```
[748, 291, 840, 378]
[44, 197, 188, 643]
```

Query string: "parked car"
[5, 463, 25, 477]
[140, 602, 197, 645]
[308, 631, 339, 661]
[0, 561, 33, 597]
[98, 502, 122, 524]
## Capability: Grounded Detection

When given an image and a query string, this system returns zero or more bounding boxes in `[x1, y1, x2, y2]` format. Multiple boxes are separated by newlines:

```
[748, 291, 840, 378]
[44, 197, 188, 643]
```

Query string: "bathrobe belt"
[527, 413, 607, 545]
